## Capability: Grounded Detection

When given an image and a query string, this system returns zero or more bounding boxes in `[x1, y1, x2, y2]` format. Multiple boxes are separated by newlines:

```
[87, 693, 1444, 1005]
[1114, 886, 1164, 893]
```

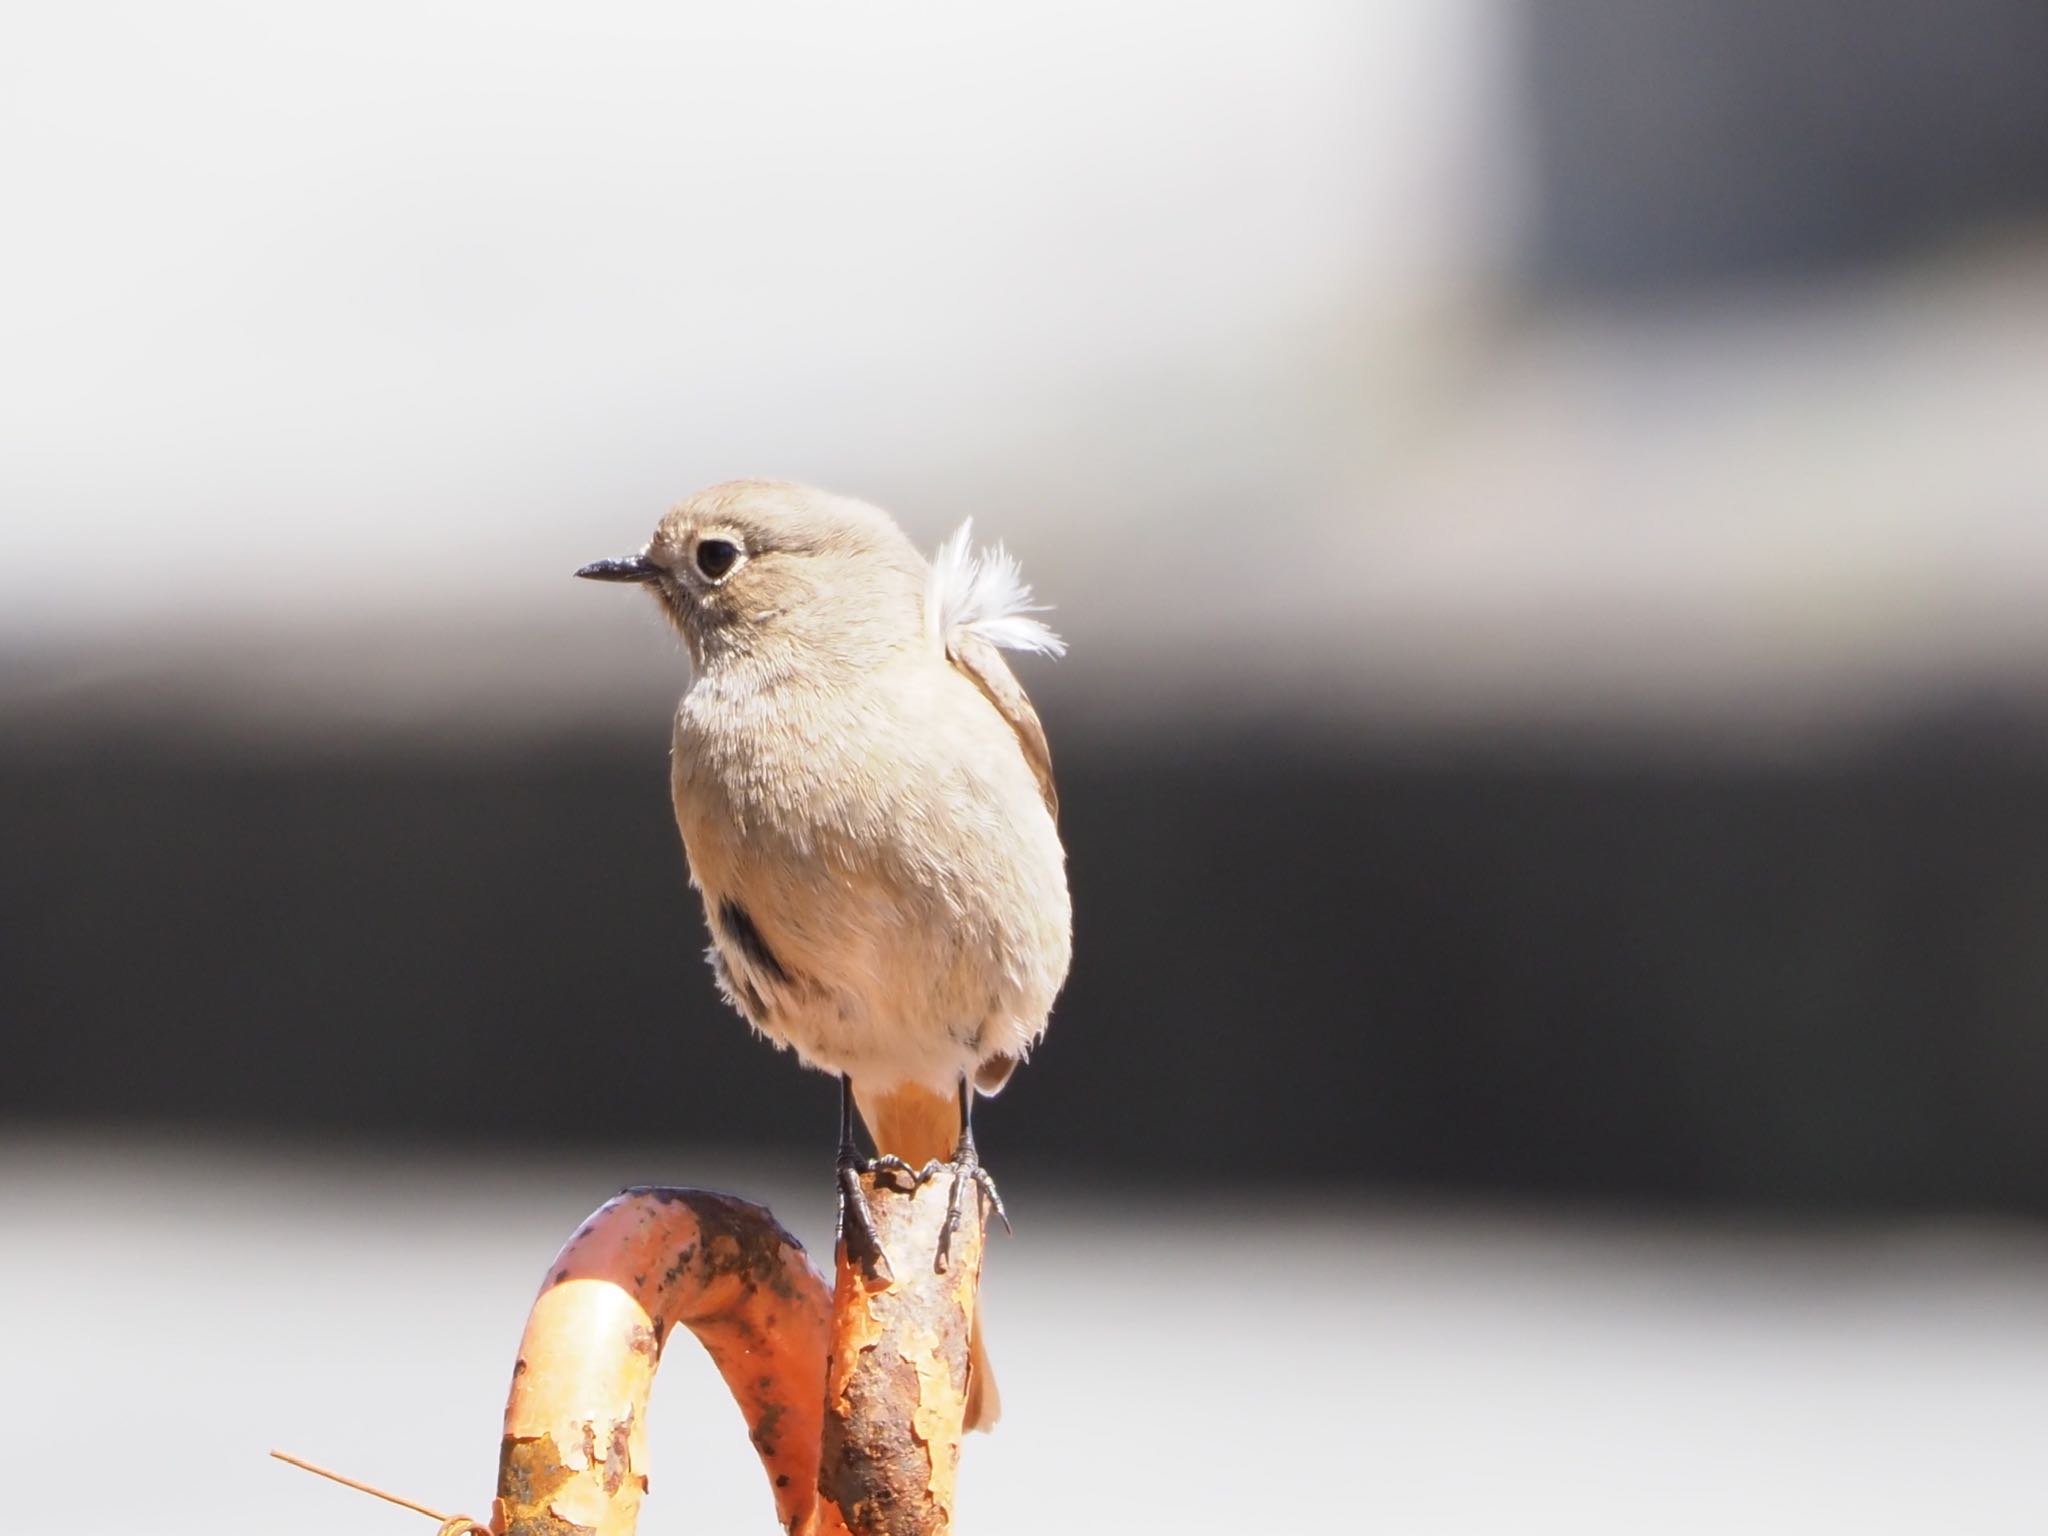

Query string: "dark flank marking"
[710, 947, 771, 1023]
[736, 976, 769, 1020]
[718, 898, 793, 986]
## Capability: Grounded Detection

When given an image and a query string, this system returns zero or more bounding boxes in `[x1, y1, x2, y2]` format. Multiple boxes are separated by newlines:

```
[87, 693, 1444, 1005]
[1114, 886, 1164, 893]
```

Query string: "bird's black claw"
[864, 1154, 923, 1192]
[978, 1165, 1012, 1236]
[935, 1152, 1008, 1273]
[836, 1159, 895, 1285]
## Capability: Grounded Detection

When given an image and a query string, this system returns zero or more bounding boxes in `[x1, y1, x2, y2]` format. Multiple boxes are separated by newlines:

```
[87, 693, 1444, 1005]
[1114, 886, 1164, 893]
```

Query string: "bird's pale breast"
[671, 647, 1069, 1095]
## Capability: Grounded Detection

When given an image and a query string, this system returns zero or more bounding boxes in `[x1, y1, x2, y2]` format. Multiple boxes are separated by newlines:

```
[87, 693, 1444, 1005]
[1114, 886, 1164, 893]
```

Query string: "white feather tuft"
[927, 518, 1067, 658]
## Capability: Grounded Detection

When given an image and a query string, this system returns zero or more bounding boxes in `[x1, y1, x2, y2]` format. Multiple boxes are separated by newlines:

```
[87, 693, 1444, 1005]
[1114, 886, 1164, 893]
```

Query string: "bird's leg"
[835, 1075, 896, 1284]
[937, 1077, 1010, 1273]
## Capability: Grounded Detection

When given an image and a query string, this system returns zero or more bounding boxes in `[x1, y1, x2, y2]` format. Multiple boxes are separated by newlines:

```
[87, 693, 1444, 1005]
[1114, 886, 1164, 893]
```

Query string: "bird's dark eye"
[695, 538, 740, 580]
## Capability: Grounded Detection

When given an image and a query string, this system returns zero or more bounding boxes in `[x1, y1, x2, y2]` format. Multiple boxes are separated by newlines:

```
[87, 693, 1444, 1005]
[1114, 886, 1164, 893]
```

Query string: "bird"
[576, 478, 1071, 1431]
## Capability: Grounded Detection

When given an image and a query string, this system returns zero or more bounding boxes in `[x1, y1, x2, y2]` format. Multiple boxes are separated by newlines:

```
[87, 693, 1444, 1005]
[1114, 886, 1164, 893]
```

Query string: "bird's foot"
[842, 1148, 1008, 1278]
[835, 1155, 896, 1285]
[837, 1153, 965, 1282]
[936, 1147, 1010, 1274]
[861, 1153, 919, 1191]
[861, 1154, 951, 1191]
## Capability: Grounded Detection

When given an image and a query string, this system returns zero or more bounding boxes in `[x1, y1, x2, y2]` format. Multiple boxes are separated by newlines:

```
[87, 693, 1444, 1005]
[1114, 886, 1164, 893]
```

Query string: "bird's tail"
[854, 1080, 1001, 1433]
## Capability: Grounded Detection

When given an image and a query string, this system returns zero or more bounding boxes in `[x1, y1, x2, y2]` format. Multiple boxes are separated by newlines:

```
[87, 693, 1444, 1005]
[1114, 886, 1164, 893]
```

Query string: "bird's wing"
[947, 630, 1058, 819]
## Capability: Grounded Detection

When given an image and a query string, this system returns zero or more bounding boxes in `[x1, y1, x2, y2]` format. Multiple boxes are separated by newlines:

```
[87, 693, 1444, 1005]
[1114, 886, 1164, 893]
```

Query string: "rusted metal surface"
[818, 1169, 987, 1536]
[491, 1174, 985, 1536]
[493, 1187, 834, 1536]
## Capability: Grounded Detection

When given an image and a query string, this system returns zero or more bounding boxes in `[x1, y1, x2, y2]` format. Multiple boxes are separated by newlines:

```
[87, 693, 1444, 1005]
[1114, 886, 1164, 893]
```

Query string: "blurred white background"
[8, 1, 2043, 737]
[7, 1137, 2047, 1535]
[1, 3, 1498, 716]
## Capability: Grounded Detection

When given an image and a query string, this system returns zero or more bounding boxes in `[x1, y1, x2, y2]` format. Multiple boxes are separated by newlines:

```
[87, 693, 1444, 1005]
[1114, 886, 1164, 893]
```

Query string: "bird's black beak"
[576, 554, 660, 584]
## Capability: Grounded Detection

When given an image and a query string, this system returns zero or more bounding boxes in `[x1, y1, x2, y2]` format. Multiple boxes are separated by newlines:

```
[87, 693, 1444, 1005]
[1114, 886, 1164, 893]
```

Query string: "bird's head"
[578, 479, 926, 674]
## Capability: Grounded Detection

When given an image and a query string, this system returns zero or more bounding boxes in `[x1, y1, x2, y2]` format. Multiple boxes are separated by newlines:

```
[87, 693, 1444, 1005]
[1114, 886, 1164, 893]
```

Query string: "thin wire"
[270, 1448, 489, 1533]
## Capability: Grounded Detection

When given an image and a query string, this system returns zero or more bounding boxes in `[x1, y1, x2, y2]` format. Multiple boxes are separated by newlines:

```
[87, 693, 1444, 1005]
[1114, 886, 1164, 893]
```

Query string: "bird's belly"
[750, 980, 984, 1093]
[703, 866, 1025, 1095]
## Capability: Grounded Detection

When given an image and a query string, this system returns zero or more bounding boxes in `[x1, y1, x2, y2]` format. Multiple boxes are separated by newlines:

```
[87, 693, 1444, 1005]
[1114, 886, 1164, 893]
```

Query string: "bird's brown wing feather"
[946, 631, 1057, 820]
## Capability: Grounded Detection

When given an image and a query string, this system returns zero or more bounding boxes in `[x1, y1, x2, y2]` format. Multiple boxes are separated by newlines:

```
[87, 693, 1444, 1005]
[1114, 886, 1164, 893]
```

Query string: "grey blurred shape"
[1522, 0, 2048, 289]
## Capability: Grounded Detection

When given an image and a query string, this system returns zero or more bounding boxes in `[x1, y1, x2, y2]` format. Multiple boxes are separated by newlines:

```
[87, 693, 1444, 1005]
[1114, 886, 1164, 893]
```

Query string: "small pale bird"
[577, 479, 1071, 1430]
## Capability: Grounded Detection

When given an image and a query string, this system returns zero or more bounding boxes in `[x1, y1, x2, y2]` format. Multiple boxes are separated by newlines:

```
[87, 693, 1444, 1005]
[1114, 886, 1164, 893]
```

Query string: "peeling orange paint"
[494, 1188, 833, 1536]
[488, 1172, 985, 1536]
[817, 1170, 985, 1536]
